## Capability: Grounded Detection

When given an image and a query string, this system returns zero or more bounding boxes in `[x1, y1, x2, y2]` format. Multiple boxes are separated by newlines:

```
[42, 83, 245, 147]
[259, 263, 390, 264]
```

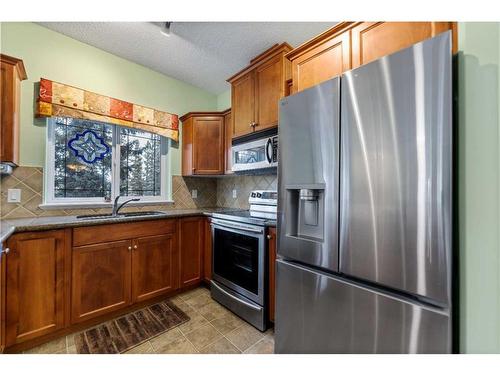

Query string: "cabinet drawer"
[73, 219, 177, 246]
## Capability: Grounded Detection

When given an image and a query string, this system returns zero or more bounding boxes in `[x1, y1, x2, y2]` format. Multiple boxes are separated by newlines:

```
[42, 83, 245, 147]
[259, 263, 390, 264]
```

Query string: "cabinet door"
[132, 234, 178, 303]
[193, 116, 224, 175]
[224, 111, 233, 174]
[231, 71, 255, 138]
[267, 227, 277, 322]
[5, 230, 68, 346]
[254, 56, 282, 131]
[181, 117, 194, 176]
[0, 61, 21, 165]
[179, 217, 204, 288]
[292, 32, 350, 93]
[72, 240, 132, 323]
[351, 22, 454, 69]
[203, 218, 212, 283]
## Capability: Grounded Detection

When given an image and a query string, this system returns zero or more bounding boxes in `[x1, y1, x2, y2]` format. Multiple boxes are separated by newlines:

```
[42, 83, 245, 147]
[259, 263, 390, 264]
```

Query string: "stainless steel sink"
[76, 211, 164, 220]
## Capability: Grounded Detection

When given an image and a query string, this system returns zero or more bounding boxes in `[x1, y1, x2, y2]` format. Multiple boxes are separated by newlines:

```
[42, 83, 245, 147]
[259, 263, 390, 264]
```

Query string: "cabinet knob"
[267, 235, 272, 240]
[249, 122, 254, 128]
[128, 246, 132, 251]
[133, 245, 138, 249]
[1, 247, 10, 255]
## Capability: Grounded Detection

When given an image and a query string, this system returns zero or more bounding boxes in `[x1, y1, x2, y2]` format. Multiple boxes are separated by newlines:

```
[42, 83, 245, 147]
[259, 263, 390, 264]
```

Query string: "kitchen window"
[43, 117, 171, 207]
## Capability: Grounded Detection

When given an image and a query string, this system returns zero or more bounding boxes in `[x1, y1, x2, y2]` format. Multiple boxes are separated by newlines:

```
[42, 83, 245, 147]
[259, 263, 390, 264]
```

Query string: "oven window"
[234, 146, 265, 165]
[213, 228, 259, 295]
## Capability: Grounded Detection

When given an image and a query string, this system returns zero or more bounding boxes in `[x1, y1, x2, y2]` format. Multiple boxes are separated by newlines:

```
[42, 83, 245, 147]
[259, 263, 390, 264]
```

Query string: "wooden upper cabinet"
[228, 43, 291, 139]
[0, 54, 27, 166]
[288, 31, 350, 93]
[132, 234, 178, 303]
[181, 112, 224, 176]
[351, 22, 457, 69]
[71, 240, 132, 324]
[255, 56, 283, 131]
[287, 22, 457, 93]
[179, 217, 204, 288]
[222, 109, 233, 174]
[231, 72, 255, 138]
[5, 230, 68, 346]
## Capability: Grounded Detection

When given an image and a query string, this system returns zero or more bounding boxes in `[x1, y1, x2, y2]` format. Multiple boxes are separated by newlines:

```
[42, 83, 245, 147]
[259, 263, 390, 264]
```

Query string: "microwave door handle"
[265, 138, 273, 164]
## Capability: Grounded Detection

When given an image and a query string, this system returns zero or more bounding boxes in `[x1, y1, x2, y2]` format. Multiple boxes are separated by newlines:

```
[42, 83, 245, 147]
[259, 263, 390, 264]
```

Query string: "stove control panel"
[249, 190, 277, 206]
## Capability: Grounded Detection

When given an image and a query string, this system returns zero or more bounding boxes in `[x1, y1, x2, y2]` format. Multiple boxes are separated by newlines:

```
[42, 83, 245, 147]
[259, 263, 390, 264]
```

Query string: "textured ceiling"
[37, 22, 336, 94]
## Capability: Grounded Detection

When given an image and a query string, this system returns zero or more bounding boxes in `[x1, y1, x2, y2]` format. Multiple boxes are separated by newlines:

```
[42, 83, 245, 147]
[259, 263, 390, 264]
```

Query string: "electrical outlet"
[232, 189, 237, 199]
[7, 188, 21, 203]
[191, 189, 198, 199]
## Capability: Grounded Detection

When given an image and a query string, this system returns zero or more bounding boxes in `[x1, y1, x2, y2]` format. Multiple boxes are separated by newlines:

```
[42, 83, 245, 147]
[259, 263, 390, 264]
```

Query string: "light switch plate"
[7, 188, 21, 203]
[232, 189, 237, 199]
[191, 189, 198, 199]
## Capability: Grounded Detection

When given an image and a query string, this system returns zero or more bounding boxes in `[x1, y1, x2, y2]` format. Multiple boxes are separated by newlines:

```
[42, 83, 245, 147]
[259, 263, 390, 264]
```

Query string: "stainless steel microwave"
[231, 134, 278, 172]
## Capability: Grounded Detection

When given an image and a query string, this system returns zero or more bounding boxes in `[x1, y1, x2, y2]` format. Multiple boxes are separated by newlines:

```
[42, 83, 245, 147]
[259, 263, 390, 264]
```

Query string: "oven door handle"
[211, 221, 263, 234]
[211, 281, 263, 312]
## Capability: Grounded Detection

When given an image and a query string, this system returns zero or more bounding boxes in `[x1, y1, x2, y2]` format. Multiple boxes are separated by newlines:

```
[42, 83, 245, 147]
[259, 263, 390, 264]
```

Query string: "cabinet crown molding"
[0, 54, 27, 80]
[180, 111, 227, 122]
[285, 22, 358, 60]
[226, 42, 292, 84]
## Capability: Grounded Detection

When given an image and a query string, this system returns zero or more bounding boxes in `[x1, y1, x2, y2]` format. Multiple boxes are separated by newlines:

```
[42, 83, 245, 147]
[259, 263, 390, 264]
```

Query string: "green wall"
[217, 89, 231, 111]
[458, 22, 500, 353]
[0, 22, 218, 175]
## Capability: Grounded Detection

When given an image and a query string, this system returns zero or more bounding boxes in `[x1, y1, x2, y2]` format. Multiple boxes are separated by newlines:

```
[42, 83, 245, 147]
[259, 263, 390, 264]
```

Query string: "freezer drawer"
[275, 260, 451, 354]
[339, 31, 452, 304]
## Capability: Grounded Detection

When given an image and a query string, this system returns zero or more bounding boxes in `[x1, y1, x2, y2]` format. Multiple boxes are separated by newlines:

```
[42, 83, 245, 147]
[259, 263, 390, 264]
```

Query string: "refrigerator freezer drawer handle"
[211, 281, 262, 312]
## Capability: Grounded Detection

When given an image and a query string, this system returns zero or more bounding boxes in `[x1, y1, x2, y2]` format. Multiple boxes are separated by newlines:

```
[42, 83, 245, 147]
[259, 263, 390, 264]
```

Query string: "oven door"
[211, 218, 265, 305]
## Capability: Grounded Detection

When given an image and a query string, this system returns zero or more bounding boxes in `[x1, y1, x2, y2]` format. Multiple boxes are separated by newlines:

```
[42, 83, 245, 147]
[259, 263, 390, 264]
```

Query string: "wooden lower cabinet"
[132, 234, 178, 303]
[179, 217, 204, 287]
[267, 227, 277, 323]
[203, 218, 213, 283]
[1, 216, 210, 351]
[4, 230, 69, 347]
[71, 240, 132, 324]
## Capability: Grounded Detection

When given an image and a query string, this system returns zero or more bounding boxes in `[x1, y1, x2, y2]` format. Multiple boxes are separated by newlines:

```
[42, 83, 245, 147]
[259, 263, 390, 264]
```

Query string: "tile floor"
[22, 287, 274, 354]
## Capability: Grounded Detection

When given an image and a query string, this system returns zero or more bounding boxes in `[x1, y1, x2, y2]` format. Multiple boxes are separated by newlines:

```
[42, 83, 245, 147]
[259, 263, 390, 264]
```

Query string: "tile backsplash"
[0, 167, 217, 219]
[0, 167, 278, 219]
[216, 174, 278, 209]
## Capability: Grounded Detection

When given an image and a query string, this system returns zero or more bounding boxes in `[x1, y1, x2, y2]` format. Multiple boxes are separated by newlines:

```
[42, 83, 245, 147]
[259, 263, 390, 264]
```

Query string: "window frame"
[42, 117, 172, 208]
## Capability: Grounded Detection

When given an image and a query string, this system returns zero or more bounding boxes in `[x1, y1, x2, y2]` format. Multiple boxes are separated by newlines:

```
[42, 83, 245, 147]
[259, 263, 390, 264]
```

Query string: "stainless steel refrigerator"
[275, 31, 453, 354]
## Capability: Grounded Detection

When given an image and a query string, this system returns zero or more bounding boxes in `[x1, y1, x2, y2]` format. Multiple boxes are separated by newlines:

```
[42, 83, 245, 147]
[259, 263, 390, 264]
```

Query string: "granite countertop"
[0, 207, 276, 243]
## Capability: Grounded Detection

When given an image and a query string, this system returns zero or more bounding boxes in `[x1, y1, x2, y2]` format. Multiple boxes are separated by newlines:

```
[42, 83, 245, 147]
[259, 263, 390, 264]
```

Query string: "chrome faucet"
[112, 195, 140, 216]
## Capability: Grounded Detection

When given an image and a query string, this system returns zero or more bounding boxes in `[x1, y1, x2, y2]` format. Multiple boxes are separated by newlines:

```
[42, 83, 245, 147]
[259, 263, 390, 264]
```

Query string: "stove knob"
[257, 193, 262, 198]
[251, 193, 256, 198]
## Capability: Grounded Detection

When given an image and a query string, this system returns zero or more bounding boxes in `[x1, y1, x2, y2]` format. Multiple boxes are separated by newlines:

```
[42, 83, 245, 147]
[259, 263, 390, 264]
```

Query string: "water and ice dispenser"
[284, 186, 325, 242]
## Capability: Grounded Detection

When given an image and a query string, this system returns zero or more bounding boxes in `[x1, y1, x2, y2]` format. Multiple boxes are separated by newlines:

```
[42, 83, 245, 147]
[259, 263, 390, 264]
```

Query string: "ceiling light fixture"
[160, 22, 172, 37]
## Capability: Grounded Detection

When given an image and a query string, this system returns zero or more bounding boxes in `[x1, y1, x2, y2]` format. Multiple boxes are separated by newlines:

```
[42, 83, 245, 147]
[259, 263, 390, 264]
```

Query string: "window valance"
[36, 78, 179, 142]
